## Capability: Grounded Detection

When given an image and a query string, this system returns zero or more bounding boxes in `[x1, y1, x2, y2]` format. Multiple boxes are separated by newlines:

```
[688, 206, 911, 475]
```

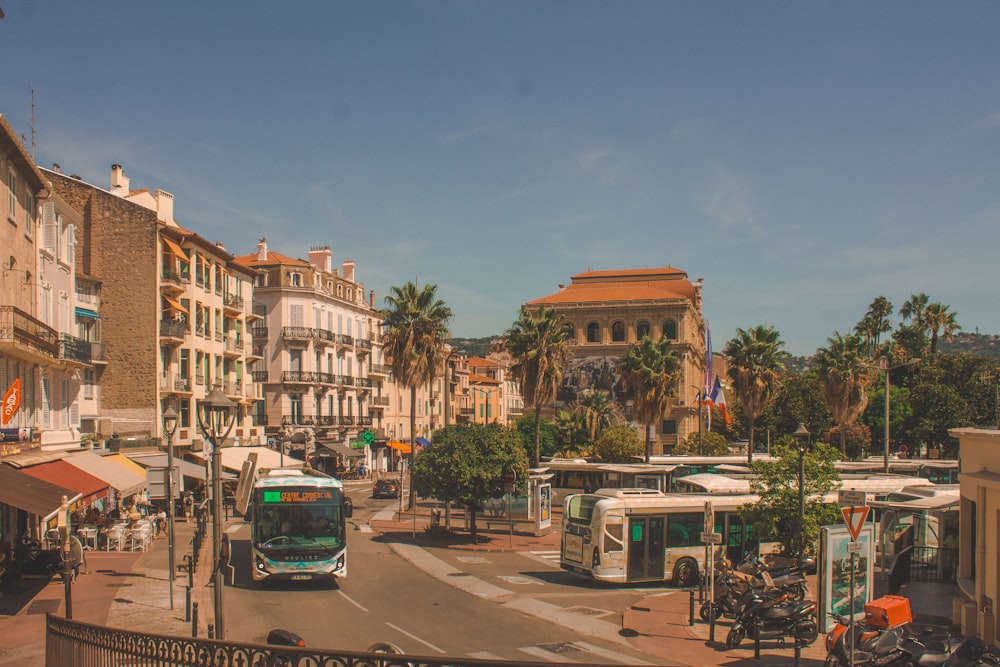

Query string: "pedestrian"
[183, 492, 193, 523]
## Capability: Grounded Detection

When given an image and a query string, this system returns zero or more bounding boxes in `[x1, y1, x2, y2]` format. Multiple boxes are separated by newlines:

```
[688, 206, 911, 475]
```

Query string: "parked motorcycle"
[14, 532, 83, 581]
[908, 635, 991, 667]
[741, 553, 813, 600]
[724, 585, 819, 649]
[701, 555, 811, 622]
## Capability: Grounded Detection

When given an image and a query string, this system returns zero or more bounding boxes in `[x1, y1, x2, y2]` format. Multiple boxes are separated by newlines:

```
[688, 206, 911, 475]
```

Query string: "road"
[222, 484, 666, 664]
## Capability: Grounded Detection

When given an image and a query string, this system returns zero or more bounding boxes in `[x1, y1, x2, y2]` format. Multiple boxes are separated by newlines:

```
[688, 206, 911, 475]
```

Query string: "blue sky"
[3, 2, 999, 356]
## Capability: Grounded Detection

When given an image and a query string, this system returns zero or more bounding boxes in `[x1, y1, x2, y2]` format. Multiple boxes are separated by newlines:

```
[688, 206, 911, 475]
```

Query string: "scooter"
[742, 553, 813, 600]
[14, 532, 83, 581]
[725, 585, 819, 649]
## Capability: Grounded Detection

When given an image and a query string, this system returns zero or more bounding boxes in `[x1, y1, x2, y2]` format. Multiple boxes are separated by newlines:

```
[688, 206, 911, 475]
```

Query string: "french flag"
[710, 376, 731, 425]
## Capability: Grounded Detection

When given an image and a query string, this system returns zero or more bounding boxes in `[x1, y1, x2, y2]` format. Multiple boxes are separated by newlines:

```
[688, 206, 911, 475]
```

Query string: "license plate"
[291, 574, 312, 581]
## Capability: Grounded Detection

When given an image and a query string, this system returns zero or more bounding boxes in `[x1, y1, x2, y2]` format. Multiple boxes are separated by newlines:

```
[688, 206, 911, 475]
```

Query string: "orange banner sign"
[2, 378, 21, 425]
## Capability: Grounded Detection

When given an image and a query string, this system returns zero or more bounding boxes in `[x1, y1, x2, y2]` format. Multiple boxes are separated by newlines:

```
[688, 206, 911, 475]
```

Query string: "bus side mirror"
[345, 498, 353, 519]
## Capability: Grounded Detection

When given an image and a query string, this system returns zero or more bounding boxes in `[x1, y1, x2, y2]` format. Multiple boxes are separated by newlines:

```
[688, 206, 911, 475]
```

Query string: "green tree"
[618, 336, 682, 463]
[742, 441, 842, 558]
[591, 424, 643, 463]
[552, 409, 591, 457]
[765, 372, 833, 443]
[573, 388, 626, 442]
[412, 424, 529, 543]
[814, 332, 871, 457]
[514, 415, 561, 460]
[505, 306, 575, 466]
[673, 430, 731, 456]
[381, 282, 453, 508]
[854, 296, 894, 358]
[824, 421, 872, 460]
[906, 383, 973, 457]
[924, 302, 961, 356]
[724, 325, 787, 464]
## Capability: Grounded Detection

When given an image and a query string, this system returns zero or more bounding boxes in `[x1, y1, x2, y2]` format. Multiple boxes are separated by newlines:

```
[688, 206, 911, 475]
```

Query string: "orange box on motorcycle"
[863, 595, 912, 628]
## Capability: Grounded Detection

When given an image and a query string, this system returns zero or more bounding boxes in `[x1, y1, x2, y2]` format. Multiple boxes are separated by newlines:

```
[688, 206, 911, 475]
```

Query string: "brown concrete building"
[527, 266, 708, 454]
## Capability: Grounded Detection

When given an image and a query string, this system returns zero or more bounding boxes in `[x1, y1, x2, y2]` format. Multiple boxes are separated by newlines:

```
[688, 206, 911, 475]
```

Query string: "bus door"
[724, 512, 750, 564]
[627, 515, 665, 581]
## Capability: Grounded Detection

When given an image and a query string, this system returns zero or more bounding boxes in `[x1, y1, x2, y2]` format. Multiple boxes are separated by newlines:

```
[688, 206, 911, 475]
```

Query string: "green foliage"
[824, 421, 873, 460]
[723, 325, 787, 460]
[552, 409, 590, 456]
[591, 424, 643, 462]
[741, 441, 842, 558]
[673, 429, 731, 455]
[514, 415, 560, 459]
[618, 336, 682, 461]
[906, 383, 973, 454]
[413, 424, 529, 511]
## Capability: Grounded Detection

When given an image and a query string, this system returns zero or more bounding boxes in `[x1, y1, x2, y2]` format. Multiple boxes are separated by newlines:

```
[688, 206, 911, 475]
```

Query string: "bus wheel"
[673, 558, 698, 588]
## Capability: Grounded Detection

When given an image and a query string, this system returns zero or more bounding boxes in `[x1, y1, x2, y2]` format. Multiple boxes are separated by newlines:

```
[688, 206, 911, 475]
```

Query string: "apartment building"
[234, 240, 385, 472]
[526, 266, 709, 454]
[44, 164, 262, 453]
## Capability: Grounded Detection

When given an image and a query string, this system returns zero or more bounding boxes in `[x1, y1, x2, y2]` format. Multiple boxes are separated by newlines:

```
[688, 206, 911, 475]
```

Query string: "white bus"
[560, 489, 773, 587]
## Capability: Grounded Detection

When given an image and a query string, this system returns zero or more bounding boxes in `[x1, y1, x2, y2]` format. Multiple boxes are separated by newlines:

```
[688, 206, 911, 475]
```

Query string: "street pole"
[162, 405, 178, 611]
[794, 424, 810, 558]
[883, 362, 891, 473]
[697, 390, 704, 456]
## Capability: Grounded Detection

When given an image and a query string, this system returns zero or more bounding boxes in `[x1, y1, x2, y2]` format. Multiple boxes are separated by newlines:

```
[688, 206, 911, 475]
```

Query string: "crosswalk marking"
[526, 550, 561, 567]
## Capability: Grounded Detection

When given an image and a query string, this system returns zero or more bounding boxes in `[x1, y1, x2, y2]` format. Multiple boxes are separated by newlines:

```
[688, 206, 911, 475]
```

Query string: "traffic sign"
[701, 532, 722, 544]
[841, 505, 871, 542]
[838, 490, 867, 507]
[502, 470, 517, 485]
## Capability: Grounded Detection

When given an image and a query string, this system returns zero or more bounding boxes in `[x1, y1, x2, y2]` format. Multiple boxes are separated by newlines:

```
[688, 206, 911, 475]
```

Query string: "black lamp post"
[794, 423, 811, 557]
[196, 384, 237, 639]
[161, 405, 178, 611]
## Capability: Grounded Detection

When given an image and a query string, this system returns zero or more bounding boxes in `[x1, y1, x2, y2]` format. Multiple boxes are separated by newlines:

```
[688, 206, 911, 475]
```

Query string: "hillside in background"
[449, 337, 497, 358]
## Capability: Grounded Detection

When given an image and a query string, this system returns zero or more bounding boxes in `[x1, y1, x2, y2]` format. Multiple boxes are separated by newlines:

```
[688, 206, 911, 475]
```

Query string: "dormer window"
[290, 272, 302, 287]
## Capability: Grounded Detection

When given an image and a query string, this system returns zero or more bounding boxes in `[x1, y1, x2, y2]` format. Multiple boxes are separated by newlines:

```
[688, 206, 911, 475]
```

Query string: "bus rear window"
[564, 495, 600, 525]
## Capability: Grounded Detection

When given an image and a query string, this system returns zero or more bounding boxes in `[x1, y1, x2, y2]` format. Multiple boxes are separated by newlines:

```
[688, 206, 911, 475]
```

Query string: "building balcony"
[250, 302, 267, 320]
[160, 268, 190, 293]
[159, 373, 192, 394]
[251, 370, 269, 383]
[252, 325, 268, 341]
[315, 415, 335, 427]
[313, 328, 335, 347]
[0, 306, 59, 363]
[315, 371, 335, 385]
[58, 334, 92, 367]
[357, 415, 373, 427]
[355, 338, 372, 354]
[224, 335, 244, 356]
[369, 363, 391, 376]
[338, 416, 355, 426]
[88, 341, 108, 365]
[281, 370, 320, 384]
[335, 334, 353, 349]
[335, 375, 355, 387]
[281, 326, 312, 343]
[355, 377, 372, 389]
[370, 395, 390, 407]
[223, 293, 243, 313]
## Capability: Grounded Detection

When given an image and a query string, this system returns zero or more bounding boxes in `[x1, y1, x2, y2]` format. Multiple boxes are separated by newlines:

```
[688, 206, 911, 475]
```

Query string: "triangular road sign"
[842, 505, 871, 541]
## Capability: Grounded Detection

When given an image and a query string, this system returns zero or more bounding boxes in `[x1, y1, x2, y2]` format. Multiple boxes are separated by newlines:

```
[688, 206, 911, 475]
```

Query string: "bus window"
[605, 517, 624, 552]
[667, 512, 701, 548]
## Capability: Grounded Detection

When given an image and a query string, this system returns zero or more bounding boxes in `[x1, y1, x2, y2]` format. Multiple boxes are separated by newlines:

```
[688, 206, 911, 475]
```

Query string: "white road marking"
[517, 646, 577, 663]
[574, 641, 656, 665]
[384, 622, 447, 654]
[336, 589, 369, 613]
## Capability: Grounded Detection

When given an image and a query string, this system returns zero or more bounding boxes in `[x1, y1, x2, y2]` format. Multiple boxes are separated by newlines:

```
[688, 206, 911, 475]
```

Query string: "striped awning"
[162, 296, 187, 312]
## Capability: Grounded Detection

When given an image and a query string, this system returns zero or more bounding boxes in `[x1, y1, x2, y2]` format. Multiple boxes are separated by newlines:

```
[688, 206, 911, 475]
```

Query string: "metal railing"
[0, 305, 58, 357]
[45, 614, 572, 667]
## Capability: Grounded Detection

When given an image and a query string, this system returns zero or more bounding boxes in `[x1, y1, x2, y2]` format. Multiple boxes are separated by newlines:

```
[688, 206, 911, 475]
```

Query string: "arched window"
[586, 322, 601, 343]
[636, 320, 651, 340]
[662, 320, 677, 340]
[611, 321, 626, 342]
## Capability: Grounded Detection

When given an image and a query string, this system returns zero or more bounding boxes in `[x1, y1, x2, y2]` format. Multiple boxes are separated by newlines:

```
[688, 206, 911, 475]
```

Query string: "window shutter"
[41, 376, 51, 429]
[42, 201, 57, 251]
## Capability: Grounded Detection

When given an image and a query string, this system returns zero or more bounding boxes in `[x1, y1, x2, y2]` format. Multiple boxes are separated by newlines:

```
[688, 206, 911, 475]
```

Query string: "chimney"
[110, 164, 129, 197]
[369, 290, 375, 308]
[215, 242, 227, 253]
[257, 238, 268, 262]
[308, 246, 333, 273]
[52, 163, 60, 173]
[154, 189, 174, 225]
[342, 260, 356, 283]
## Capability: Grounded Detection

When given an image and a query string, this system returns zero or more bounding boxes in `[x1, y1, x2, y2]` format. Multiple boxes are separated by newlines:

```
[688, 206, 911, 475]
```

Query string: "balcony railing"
[58, 334, 92, 364]
[251, 370, 269, 383]
[223, 293, 243, 310]
[159, 319, 189, 340]
[336, 334, 354, 347]
[315, 415, 335, 426]
[314, 328, 336, 345]
[0, 305, 58, 359]
[282, 326, 312, 340]
[335, 375, 355, 386]
[355, 377, 372, 388]
[160, 267, 190, 286]
[339, 416, 355, 426]
[355, 338, 372, 352]
[369, 363, 391, 376]
[224, 335, 244, 354]
[281, 370, 319, 384]
[316, 371, 335, 385]
[89, 341, 108, 363]
[370, 395, 390, 407]
[252, 326, 268, 340]
[159, 374, 191, 393]
[251, 302, 267, 318]
[357, 415, 373, 427]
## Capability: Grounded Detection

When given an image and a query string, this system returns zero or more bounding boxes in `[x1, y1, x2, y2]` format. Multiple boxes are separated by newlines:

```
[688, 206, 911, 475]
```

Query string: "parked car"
[373, 479, 401, 499]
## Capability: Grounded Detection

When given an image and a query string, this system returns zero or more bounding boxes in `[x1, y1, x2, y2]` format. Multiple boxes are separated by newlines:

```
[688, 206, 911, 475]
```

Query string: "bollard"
[192, 602, 199, 637]
[688, 589, 695, 626]
[185, 586, 191, 623]
[709, 605, 715, 642]
[795, 637, 801, 667]
[754, 623, 761, 660]
[208, 622, 214, 640]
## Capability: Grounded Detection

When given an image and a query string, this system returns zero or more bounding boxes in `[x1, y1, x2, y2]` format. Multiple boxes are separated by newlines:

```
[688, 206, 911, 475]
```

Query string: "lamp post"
[161, 405, 178, 611]
[196, 384, 237, 639]
[867, 358, 920, 473]
[794, 423, 810, 558]
[691, 385, 705, 455]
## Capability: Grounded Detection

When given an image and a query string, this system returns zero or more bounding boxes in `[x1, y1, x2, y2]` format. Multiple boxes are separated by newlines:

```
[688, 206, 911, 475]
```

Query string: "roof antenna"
[26, 84, 37, 159]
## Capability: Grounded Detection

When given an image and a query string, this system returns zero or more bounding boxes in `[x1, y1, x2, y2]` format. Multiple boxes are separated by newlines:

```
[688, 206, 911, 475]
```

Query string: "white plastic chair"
[106, 524, 126, 551]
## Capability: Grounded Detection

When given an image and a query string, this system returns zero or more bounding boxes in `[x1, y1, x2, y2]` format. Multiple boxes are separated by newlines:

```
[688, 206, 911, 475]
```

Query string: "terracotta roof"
[468, 373, 501, 386]
[233, 250, 311, 268]
[467, 356, 501, 369]
[529, 266, 697, 306]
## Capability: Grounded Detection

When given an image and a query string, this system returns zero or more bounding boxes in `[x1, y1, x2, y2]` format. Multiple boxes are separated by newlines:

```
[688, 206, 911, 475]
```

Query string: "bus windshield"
[253, 487, 345, 551]
[564, 494, 600, 525]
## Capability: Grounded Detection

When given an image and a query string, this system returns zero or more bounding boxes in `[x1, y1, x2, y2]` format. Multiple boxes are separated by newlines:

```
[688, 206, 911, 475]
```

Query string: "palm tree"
[924, 302, 961, 356]
[573, 388, 625, 443]
[900, 293, 930, 330]
[723, 325, 787, 464]
[617, 336, 682, 463]
[505, 306, 574, 466]
[814, 332, 871, 456]
[854, 296, 893, 358]
[381, 282, 453, 508]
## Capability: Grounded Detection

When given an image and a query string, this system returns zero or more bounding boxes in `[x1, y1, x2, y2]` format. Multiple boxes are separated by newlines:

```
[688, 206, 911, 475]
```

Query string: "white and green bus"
[245, 468, 353, 583]
[560, 489, 773, 587]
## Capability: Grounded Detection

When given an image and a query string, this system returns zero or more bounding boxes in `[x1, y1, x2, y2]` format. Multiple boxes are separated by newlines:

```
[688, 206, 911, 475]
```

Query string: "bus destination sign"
[263, 489, 335, 504]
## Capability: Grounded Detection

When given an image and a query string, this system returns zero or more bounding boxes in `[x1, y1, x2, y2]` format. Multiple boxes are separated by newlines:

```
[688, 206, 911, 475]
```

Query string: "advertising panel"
[819, 523, 876, 632]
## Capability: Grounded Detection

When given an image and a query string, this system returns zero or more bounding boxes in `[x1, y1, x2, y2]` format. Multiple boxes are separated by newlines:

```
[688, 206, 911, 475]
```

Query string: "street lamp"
[196, 383, 237, 639]
[794, 423, 811, 558]
[866, 358, 920, 473]
[690, 385, 705, 455]
[161, 405, 178, 611]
